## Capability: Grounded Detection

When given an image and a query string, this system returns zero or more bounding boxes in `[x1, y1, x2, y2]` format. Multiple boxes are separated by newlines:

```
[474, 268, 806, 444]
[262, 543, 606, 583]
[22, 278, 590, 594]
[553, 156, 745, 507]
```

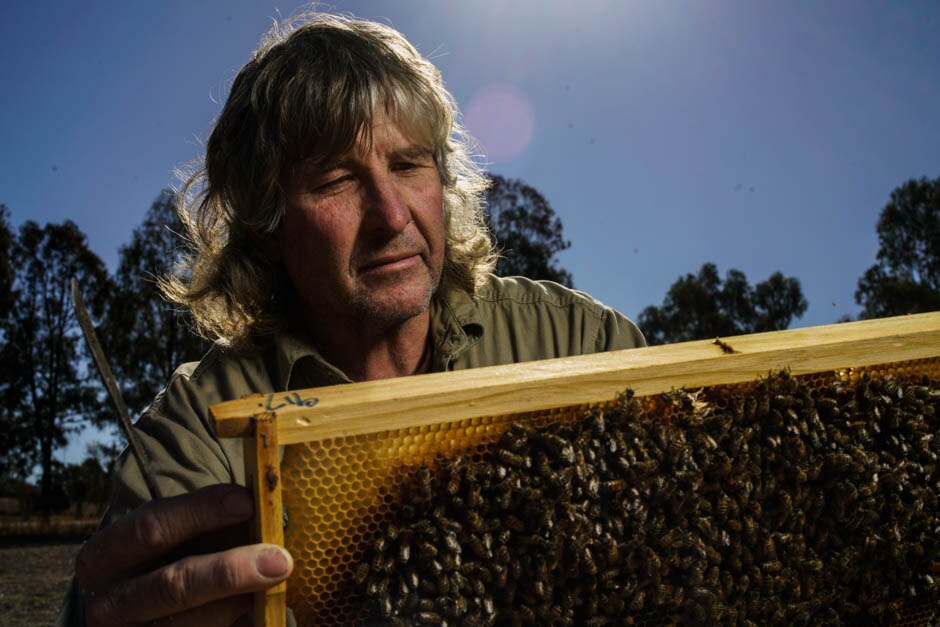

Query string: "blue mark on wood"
[258, 392, 319, 412]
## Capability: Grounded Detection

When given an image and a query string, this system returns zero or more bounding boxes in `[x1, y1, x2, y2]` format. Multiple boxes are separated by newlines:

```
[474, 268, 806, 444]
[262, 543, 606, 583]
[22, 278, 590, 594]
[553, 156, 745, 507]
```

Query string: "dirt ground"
[0, 541, 80, 626]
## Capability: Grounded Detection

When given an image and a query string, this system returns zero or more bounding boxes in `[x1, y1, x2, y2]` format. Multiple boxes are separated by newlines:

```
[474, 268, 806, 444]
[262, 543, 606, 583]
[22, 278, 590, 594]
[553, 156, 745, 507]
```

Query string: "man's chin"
[349, 285, 436, 328]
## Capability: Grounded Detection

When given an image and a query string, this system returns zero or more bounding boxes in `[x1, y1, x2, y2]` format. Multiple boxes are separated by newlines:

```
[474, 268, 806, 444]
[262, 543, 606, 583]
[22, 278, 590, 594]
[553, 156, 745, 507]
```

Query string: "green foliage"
[63, 456, 109, 517]
[855, 176, 940, 319]
[0, 206, 14, 320]
[0, 219, 110, 514]
[105, 190, 210, 416]
[0, 207, 34, 488]
[638, 263, 808, 345]
[484, 175, 573, 287]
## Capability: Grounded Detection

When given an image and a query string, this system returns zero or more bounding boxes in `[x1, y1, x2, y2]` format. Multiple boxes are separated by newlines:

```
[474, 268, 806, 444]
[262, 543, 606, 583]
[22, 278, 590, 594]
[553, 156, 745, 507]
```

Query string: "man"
[59, 12, 645, 626]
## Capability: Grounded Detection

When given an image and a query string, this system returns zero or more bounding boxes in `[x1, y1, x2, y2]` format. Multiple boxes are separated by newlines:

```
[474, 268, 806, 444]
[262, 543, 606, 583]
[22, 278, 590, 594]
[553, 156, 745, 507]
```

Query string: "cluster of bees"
[359, 371, 940, 625]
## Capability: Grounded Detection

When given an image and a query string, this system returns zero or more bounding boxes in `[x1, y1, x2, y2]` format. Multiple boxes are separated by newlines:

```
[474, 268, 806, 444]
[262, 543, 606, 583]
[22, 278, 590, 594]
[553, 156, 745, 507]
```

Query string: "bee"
[482, 595, 495, 616]
[713, 337, 736, 354]
[353, 561, 370, 585]
[582, 545, 598, 575]
[520, 486, 542, 501]
[599, 568, 619, 589]
[443, 531, 461, 554]
[504, 422, 532, 450]
[371, 551, 388, 574]
[508, 557, 523, 580]
[415, 467, 435, 497]
[376, 592, 393, 616]
[628, 590, 646, 612]
[416, 611, 443, 624]
[467, 533, 492, 560]
[514, 605, 536, 623]
[397, 541, 411, 564]
[470, 574, 486, 598]
[505, 514, 525, 532]
[439, 594, 467, 617]
[496, 448, 526, 468]
[585, 476, 601, 499]
[418, 541, 438, 560]
[761, 560, 783, 574]
[533, 451, 553, 478]
[544, 433, 576, 464]
[492, 562, 508, 588]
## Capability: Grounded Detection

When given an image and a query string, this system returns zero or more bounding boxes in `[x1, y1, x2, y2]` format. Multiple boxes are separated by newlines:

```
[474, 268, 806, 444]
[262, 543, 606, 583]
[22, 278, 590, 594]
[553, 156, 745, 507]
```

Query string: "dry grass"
[0, 541, 81, 626]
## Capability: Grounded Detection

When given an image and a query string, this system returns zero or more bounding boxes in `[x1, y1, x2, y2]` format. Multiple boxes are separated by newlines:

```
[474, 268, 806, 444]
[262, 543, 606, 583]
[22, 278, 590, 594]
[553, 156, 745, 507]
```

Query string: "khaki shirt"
[57, 275, 645, 625]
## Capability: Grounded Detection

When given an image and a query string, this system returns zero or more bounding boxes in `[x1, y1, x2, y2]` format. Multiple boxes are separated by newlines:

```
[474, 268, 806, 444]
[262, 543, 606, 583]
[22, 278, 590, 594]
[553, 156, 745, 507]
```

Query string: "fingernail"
[222, 488, 253, 518]
[257, 547, 290, 578]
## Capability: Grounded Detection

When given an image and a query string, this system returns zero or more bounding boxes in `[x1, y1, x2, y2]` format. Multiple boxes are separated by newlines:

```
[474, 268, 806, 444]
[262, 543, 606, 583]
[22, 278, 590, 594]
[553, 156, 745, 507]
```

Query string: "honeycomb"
[280, 358, 940, 625]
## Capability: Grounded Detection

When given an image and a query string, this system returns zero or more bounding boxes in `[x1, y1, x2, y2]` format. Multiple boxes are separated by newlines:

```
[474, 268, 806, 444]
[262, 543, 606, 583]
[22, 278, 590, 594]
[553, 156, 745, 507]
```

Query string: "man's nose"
[363, 174, 411, 233]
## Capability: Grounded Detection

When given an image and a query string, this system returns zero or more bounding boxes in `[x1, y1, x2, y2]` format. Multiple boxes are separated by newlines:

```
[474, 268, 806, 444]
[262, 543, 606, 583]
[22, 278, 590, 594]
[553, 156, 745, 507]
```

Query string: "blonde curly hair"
[162, 13, 495, 345]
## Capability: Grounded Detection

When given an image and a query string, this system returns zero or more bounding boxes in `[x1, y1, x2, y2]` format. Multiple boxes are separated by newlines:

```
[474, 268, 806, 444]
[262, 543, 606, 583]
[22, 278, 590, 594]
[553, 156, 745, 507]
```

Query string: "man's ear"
[252, 230, 282, 263]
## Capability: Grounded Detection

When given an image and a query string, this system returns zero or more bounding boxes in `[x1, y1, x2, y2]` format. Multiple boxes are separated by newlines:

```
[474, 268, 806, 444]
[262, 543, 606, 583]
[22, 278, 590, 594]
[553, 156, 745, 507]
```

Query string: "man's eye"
[315, 175, 352, 192]
[393, 162, 419, 172]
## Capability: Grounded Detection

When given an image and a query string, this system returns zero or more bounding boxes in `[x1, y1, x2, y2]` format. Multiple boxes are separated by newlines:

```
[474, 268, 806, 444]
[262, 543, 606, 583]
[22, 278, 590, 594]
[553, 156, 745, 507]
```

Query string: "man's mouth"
[359, 252, 422, 274]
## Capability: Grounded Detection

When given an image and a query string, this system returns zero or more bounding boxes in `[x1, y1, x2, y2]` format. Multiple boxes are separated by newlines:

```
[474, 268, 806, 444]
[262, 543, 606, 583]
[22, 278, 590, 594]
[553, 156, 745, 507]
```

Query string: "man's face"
[277, 111, 446, 334]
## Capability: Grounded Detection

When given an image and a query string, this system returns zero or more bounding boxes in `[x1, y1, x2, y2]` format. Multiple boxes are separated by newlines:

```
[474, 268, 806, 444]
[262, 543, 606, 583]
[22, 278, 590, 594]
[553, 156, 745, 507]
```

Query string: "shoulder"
[112, 339, 280, 509]
[474, 274, 609, 312]
[447, 275, 645, 369]
[154, 336, 286, 410]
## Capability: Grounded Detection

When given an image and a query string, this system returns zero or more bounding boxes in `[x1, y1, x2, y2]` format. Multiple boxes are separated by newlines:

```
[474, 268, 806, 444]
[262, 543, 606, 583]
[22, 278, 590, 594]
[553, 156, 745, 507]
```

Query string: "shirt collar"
[269, 281, 485, 389]
[270, 326, 351, 391]
[429, 280, 483, 369]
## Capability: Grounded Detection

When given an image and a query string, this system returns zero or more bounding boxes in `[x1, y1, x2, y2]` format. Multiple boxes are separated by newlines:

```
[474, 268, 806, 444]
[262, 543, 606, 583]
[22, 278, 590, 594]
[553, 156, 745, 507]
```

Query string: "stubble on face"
[345, 229, 443, 329]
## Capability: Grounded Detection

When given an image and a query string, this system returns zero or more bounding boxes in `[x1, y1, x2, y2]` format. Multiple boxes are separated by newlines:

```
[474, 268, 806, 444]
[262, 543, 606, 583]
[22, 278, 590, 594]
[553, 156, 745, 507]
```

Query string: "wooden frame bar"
[242, 414, 286, 627]
[213, 312, 940, 445]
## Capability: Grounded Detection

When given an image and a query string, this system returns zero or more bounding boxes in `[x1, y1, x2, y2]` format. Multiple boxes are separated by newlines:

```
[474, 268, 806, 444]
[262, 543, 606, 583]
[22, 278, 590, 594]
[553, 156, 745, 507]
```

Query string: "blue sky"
[2, 1, 939, 462]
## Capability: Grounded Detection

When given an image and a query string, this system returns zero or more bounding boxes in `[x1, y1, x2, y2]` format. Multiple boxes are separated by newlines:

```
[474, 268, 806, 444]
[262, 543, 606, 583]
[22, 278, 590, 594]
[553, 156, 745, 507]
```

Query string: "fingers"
[150, 594, 252, 627]
[77, 484, 253, 593]
[84, 543, 292, 626]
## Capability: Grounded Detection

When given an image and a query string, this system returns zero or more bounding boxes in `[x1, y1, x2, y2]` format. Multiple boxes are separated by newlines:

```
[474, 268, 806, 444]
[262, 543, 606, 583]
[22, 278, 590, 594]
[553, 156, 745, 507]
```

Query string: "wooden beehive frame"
[211, 311, 940, 626]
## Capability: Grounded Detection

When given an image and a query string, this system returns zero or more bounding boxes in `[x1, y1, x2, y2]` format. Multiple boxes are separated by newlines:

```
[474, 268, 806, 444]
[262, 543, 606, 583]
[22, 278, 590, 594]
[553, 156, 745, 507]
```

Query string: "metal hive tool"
[211, 311, 940, 626]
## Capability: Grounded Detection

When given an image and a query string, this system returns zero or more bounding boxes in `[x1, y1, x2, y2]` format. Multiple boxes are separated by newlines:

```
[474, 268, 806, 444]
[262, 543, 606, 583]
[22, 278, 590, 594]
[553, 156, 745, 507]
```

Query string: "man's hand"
[76, 484, 293, 626]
